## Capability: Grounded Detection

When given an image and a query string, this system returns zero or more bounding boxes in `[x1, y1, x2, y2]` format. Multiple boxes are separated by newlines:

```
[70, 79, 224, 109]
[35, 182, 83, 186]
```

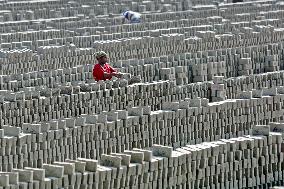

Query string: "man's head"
[95, 51, 108, 65]
[123, 10, 129, 18]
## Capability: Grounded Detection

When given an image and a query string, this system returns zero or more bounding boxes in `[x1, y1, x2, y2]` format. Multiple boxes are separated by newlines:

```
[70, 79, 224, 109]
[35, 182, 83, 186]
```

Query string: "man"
[122, 10, 141, 24]
[93, 51, 122, 81]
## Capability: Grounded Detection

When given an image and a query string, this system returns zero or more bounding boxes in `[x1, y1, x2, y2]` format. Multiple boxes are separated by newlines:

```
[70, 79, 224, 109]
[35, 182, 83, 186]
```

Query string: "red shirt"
[93, 63, 116, 81]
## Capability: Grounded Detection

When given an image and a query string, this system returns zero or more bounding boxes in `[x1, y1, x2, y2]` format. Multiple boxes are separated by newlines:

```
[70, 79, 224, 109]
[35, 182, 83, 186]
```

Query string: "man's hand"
[114, 73, 123, 78]
[103, 72, 123, 79]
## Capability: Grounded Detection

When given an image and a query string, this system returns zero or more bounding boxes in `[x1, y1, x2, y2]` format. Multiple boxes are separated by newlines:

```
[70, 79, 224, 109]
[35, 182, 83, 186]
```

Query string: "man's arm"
[103, 72, 123, 78]
[93, 64, 123, 80]
[109, 65, 123, 78]
[122, 17, 126, 24]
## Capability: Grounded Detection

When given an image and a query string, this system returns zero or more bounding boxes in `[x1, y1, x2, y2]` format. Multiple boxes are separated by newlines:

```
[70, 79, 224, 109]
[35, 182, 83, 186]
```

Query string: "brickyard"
[0, 0, 284, 188]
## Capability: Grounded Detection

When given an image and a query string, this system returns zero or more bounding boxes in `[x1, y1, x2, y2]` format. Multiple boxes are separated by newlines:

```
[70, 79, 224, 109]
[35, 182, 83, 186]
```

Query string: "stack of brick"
[265, 55, 280, 72]
[0, 87, 282, 170]
[175, 66, 188, 85]
[207, 61, 227, 81]
[2, 23, 284, 79]
[1, 69, 284, 128]
[211, 76, 227, 102]
[1, 59, 284, 101]
[191, 63, 208, 82]
[0, 131, 282, 188]
[238, 57, 253, 76]
[159, 68, 176, 81]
